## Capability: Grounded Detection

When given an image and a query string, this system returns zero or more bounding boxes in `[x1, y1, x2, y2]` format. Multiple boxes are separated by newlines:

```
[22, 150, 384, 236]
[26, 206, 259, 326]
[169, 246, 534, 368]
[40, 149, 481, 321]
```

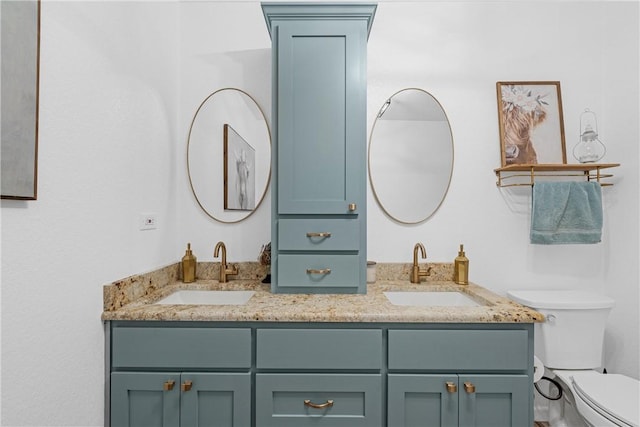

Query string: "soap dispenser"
[182, 243, 196, 283]
[453, 244, 469, 285]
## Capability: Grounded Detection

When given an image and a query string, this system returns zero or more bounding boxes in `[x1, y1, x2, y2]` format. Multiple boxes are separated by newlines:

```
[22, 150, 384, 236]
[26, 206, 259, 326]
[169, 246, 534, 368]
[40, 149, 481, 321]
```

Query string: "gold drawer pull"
[304, 399, 334, 409]
[464, 382, 476, 393]
[181, 380, 193, 392]
[163, 380, 175, 391]
[445, 381, 457, 393]
[348, 203, 357, 211]
[306, 268, 331, 275]
[306, 232, 331, 238]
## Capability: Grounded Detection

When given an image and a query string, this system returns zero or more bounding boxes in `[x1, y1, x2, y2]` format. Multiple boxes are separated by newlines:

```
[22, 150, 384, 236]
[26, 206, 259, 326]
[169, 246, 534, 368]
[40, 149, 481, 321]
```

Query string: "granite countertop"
[101, 262, 544, 323]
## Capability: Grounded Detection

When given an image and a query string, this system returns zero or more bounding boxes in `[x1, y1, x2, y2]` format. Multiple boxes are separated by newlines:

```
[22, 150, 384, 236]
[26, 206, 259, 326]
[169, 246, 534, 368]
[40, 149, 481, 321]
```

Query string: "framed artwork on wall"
[496, 81, 566, 167]
[1, 0, 41, 200]
[223, 124, 256, 211]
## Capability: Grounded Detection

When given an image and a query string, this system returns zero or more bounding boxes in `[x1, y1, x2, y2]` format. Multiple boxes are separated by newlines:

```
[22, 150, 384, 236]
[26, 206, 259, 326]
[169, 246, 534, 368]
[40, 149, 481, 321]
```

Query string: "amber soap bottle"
[182, 243, 196, 283]
[453, 244, 469, 285]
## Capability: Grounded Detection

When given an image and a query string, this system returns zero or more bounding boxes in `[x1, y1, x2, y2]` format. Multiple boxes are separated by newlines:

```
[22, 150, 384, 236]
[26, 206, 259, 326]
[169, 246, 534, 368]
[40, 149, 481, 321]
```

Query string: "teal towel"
[530, 181, 603, 244]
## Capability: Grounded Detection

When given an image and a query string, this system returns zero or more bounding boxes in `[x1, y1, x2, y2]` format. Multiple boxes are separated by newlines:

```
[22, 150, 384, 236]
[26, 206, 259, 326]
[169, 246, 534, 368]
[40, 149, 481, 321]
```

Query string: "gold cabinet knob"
[181, 380, 193, 392]
[163, 380, 175, 391]
[348, 203, 357, 211]
[445, 381, 457, 393]
[464, 382, 476, 393]
[304, 399, 334, 409]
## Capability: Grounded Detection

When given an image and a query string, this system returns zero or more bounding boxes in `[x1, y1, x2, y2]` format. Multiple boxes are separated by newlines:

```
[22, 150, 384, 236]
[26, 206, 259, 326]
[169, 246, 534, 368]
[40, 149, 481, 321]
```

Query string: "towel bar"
[494, 163, 619, 188]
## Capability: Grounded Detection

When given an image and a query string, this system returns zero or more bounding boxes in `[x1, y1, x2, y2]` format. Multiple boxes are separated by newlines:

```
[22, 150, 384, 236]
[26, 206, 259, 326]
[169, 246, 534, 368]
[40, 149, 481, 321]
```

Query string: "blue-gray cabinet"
[387, 329, 532, 427]
[110, 372, 250, 427]
[108, 327, 252, 427]
[106, 322, 534, 427]
[388, 374, 530, 427]
[262, 3, 376, 293]
[254, 328, 383, 426]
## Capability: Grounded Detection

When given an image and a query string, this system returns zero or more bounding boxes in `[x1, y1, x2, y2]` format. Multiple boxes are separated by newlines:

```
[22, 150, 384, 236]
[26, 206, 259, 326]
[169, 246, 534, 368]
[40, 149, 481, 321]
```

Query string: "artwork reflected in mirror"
[187, 88, 271, 223]
[224, 124, 256, 211]
[368, 88, 454, 224]
[1, 0, 40, 200]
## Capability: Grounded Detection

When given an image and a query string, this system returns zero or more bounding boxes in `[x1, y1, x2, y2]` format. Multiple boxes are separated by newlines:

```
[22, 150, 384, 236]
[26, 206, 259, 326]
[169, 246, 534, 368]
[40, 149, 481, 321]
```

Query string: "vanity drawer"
[277, 254, 360, 288]
[278, 218, 359, 251]
[257, 329, 382, 370]
[256, 373, 382, 427]
[388, 329, 529, 371]
[111, 327, 251, 369]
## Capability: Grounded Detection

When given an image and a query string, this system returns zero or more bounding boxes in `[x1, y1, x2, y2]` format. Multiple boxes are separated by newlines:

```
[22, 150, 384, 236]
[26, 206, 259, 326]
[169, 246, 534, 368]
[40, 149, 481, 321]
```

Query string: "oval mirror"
[368, 88, 453, 224]
[187, 88, 271, 223]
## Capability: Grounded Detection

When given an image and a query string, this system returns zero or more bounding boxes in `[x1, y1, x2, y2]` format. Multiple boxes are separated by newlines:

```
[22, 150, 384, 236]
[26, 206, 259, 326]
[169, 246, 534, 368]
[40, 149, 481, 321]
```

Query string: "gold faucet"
[411, 242, 431, 283]
[213, 241, 238, 283]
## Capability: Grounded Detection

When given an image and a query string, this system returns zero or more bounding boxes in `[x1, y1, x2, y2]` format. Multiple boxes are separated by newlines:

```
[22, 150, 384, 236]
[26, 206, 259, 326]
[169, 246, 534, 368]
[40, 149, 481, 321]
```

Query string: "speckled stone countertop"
[101, 262, 544, 323]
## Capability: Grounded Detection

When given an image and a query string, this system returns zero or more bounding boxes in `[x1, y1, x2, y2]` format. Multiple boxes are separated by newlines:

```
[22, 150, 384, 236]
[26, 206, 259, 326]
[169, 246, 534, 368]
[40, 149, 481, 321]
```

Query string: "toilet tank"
[507, 290, 615, 370]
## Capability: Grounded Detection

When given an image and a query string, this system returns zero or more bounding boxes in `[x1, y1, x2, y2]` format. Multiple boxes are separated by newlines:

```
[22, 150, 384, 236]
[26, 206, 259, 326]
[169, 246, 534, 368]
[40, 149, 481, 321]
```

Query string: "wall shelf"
[494, 163, 620, 188]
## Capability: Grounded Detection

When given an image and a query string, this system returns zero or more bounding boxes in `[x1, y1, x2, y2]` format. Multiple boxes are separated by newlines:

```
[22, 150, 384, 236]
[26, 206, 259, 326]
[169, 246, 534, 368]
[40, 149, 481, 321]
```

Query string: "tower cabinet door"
[180, 373, 251, 427]
[276, 20, 367, 215]
[111, 372, 180, 427]
[388, 374, 459, 427]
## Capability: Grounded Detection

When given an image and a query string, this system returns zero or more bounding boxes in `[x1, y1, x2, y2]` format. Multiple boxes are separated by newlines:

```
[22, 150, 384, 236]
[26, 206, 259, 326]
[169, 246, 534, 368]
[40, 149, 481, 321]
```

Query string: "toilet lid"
[572, 373, 639, 427]
[507, 290, 615, 309]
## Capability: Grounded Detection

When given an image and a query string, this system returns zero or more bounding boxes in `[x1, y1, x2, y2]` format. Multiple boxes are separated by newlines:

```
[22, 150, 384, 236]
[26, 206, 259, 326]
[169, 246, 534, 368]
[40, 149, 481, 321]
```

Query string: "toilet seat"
[571, 373, 639, 427]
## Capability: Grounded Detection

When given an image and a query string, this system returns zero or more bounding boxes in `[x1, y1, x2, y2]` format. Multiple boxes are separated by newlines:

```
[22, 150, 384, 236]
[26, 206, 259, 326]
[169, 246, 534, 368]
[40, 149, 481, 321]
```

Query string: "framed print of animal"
[496, 81, 567, 167]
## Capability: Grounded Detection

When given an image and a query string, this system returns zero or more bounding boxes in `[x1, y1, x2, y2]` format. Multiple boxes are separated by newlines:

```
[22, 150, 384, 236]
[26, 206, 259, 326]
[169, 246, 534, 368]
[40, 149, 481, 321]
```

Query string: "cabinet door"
[388, 374, 458, 427]
[111, 372, 180, 427]
[458, 375, 530, 427]
[276, 20, 366, 215]
[180, 373, 251, 427]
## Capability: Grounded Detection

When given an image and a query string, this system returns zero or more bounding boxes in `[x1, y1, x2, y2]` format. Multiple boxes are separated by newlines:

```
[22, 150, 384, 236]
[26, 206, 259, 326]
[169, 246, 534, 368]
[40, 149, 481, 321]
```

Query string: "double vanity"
[103, 262, 543, 427]
[105, 4, 544, 427]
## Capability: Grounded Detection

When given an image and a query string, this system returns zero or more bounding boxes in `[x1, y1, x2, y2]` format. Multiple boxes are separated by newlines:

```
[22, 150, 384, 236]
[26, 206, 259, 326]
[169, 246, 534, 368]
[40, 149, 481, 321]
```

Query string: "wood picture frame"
[496, 81, 566, 167]
[1, 0, 41, 200]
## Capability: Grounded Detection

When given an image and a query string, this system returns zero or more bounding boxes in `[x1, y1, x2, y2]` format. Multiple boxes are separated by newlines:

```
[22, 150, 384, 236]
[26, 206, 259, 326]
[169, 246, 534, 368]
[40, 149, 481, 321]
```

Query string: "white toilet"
[507, 290, 639, 427]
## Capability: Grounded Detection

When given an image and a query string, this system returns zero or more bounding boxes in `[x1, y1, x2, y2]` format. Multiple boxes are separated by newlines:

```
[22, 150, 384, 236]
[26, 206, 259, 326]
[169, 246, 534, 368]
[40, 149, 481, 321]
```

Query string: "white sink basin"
[384, 291, 481, 307]
[156, 290, 255, 305]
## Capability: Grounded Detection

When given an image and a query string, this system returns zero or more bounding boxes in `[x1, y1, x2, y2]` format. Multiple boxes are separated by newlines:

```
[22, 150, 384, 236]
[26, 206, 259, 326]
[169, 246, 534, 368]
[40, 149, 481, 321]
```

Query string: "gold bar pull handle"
[464, 382, 476, 393]
[163, 380, 175, 391]
[181, 380, 193, 392]
[304, 399, 334, 409]
[306, 268, 331, 275]
[445, 381, 457, 393]
[348, 203, 357, 211]
[306, 232, 331, 238]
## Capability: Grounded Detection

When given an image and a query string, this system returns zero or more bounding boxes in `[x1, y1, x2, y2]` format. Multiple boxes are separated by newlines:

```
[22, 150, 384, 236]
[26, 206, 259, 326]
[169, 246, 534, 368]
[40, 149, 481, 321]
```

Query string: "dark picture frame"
[1, 0, 41, 200]
[223, 124, 256, 211]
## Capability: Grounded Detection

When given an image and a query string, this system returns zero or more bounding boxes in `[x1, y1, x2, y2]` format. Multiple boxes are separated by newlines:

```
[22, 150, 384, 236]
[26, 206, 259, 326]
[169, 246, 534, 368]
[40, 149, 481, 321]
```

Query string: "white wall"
[1, 1, 637, 425]
[1, 2, 179, 425]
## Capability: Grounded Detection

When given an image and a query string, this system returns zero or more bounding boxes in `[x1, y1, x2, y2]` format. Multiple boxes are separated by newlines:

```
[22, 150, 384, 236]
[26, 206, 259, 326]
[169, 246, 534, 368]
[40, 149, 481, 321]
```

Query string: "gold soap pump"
[182, 243, 196, 283]
[453, 244, 469, 285]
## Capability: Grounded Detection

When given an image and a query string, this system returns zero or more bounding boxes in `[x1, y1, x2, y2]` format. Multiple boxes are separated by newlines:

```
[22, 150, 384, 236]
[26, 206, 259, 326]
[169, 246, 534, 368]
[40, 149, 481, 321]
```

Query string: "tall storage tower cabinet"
[262, 3, 376, 293]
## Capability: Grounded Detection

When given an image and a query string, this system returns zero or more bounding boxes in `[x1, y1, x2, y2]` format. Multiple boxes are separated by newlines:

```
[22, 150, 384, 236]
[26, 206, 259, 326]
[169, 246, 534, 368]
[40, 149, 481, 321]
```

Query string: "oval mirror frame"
[187, 88, 271, 224]
[368, 88, 454, 224]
